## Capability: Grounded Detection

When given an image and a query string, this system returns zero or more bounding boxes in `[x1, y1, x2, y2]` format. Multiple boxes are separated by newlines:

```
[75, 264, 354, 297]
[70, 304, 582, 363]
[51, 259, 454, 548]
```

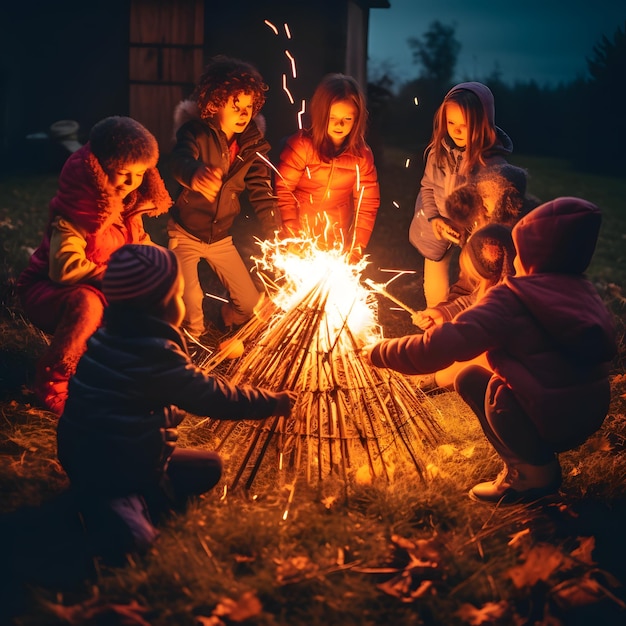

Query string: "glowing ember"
[297, 100, 306, 129]
[264, 19, 279, 35]
[284, 49, 297, 78]
[282, 74, 295, 104]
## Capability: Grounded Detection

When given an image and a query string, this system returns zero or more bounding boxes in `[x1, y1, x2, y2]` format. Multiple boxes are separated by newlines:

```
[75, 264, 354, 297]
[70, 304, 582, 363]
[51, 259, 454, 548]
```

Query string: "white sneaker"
[469, 460, 562, 504]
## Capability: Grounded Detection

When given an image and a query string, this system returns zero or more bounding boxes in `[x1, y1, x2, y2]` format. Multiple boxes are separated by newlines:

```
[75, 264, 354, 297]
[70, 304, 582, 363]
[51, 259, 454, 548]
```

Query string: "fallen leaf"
[571, 536, 596, 565]
[551, 574, 607, 609]
[508, 544, 565, 588]
[212, 591, 262, 622]
[586, 435, 613, 452]
[42, 598, 150, 625]
[456, 600, 511, 625]
[275, 555, 319, 584]
[378, 576, 433, 602]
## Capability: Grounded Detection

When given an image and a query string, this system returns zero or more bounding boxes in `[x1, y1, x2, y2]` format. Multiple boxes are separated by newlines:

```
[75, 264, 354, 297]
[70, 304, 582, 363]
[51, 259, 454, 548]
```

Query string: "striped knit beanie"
[103, 244, 178, 309]
[466, 223, 515, 280]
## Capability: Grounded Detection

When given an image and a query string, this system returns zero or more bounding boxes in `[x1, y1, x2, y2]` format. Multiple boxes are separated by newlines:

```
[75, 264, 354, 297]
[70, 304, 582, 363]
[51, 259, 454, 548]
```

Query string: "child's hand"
[360, 344, 376, 366]
[275, 391, 297, 417]
[430, 217, 460, 244]
[191, 166, 223, 202]
[411, 308, 442, 330]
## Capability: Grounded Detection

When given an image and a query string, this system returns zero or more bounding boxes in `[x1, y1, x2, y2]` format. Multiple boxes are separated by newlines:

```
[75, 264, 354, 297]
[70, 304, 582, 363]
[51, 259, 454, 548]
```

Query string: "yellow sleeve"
[49, 217, 102, 284]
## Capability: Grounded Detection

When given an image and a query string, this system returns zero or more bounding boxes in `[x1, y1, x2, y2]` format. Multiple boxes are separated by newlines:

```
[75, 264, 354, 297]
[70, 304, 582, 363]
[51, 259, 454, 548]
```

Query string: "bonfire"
[190, 236, 444, 502]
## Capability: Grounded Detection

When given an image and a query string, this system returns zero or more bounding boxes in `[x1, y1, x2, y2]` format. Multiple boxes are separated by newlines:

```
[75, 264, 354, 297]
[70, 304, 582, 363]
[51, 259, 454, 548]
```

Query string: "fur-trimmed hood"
[50, 144, 171, 234]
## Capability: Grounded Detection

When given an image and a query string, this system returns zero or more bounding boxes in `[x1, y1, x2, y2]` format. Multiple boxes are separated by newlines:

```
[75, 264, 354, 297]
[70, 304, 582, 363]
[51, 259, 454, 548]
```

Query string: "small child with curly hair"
[168, 55, 281, 337]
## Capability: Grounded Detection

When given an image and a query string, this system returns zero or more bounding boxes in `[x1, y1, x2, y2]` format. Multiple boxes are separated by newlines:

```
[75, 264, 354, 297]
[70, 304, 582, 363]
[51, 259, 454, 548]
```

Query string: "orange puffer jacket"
[275, 130, 380, 252]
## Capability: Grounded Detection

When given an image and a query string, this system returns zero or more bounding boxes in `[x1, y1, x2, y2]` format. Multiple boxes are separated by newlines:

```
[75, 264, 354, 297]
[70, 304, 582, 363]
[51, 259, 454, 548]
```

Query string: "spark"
[285, 50, 297, 78]
[284, 23, 292, 39]
[264, 19, 279, 35]
[282, 74, 295, 104]
[220, 485, 228, 500]
[305, 166, 311, 179]
[414, 96, 419, 106]
[405, 158, 411, 168]
[205, 292, 229, 303]
[297, 99, 306, 129]
[355, 163, 361, 191]
[392, 201, 400, 209]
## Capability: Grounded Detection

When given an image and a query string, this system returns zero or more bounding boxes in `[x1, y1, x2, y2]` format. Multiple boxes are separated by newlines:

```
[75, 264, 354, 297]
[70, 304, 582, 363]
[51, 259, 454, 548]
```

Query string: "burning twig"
[363, 278, 419, 317]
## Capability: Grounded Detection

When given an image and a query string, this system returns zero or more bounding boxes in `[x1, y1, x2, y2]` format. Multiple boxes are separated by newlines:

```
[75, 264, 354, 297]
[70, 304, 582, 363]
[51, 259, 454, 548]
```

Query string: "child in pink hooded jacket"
[365, 197, 616, 503]
[17, 116, 172, 415]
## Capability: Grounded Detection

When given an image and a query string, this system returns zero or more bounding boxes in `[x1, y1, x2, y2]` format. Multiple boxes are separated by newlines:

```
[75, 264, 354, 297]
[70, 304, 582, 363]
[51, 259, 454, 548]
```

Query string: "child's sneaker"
[109, 494, 159, 552]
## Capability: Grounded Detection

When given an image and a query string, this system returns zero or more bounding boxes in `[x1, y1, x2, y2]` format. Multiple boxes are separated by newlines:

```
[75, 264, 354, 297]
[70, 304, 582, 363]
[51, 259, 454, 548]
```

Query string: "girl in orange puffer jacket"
[275, 73, 380, 263]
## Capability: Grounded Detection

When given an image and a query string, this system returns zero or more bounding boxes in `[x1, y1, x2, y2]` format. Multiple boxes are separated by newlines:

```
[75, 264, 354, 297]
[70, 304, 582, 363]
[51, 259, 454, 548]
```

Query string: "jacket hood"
[446, 82, 495, 126]
[512, 197, 601, 275]
[172, 99, 267, 138]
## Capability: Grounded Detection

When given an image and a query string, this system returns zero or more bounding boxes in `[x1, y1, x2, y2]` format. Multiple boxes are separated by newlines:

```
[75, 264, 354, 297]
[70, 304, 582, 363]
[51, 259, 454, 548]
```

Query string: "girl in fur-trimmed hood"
[17, 116, 172, 416]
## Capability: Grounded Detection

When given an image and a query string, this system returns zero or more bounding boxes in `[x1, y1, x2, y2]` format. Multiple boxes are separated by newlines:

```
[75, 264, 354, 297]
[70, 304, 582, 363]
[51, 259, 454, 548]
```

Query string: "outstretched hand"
[275, 390, 297, 417]
[191, 166, 223, 202]
[360, 344, 377, 367]
[411, 308, 443, 330]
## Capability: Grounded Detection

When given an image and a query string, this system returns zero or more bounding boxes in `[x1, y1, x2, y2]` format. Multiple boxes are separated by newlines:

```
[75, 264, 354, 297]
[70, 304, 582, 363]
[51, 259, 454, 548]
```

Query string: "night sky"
[368, 0, 625, 87]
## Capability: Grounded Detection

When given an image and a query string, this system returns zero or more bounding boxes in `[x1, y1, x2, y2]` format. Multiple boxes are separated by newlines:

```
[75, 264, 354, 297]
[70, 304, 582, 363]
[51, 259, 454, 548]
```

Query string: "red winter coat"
[371, 197, 616, 446]
[17, 144, 172, 327]
[276, 130, 380, 251]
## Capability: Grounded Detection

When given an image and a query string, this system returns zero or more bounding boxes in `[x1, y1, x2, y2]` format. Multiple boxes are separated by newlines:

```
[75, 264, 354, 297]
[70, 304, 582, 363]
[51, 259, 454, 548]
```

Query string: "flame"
[254, 236, 380, 350]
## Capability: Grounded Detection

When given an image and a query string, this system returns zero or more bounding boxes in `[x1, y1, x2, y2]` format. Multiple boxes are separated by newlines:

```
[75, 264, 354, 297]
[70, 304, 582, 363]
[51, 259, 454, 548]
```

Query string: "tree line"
[368, 20, 626, 175]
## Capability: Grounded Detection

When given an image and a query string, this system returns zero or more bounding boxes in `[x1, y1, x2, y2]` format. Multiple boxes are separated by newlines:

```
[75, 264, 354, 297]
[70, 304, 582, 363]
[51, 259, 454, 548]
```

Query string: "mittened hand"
[191, 166, 223, 202]
[275, 391, 297, 417]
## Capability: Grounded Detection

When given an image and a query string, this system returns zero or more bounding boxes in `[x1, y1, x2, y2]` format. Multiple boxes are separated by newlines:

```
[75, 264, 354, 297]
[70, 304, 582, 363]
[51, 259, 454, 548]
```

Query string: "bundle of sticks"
[193, 247, 444, 495]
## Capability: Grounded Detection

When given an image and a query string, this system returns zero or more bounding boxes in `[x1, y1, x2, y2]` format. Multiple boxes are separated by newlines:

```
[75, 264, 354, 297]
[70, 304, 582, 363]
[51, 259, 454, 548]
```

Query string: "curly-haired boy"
[168, 55, 280, 337]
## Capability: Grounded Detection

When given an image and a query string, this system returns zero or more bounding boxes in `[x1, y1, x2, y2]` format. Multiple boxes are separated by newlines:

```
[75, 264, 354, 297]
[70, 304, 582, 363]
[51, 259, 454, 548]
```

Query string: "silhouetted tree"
[408, 21, 461, 86]
[577, 21, 626, 173]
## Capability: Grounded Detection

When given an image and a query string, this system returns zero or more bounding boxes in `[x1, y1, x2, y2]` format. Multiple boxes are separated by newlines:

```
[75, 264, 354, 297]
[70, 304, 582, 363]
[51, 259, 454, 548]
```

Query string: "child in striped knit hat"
[57, 243, 294, 558]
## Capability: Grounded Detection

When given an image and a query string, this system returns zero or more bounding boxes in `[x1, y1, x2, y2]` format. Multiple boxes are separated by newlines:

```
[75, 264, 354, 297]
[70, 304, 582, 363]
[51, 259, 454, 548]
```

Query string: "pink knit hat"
[89, 116, 159, 169]
[103, 244, 179, 309]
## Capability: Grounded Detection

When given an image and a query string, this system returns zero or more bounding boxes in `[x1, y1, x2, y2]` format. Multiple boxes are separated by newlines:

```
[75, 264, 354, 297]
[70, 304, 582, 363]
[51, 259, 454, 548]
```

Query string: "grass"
[1, 149, 626, 625]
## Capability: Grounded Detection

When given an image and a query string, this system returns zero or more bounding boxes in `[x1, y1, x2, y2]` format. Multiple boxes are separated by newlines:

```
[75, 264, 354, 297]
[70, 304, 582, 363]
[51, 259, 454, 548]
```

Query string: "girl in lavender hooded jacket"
[409, 82, 513, 307]
[366, 197, 616, 504]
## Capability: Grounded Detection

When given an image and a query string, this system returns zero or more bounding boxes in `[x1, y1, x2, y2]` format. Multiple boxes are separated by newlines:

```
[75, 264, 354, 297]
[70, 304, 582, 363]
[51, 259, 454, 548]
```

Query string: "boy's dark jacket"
[169, 100, 280, 243]
[57, 311, 284, 495]
[371, 197, 617, 446]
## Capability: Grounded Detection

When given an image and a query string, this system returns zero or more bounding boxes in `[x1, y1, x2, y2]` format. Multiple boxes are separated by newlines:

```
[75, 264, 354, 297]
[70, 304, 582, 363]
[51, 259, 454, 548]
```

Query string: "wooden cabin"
[0, 0, 390, 172]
